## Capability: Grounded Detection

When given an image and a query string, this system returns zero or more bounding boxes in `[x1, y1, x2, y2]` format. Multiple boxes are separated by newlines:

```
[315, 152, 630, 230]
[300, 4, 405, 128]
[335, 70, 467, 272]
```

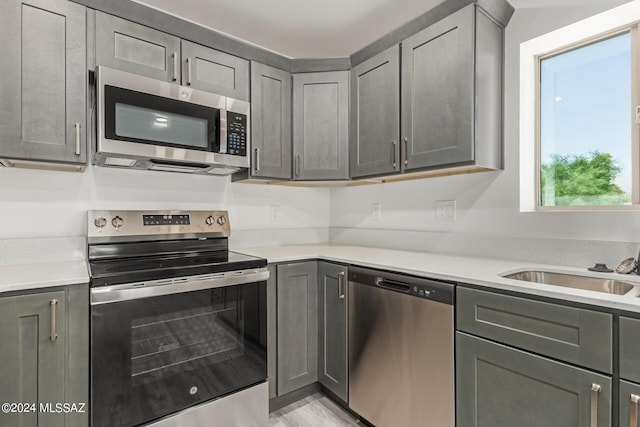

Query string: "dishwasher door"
[348, 267, 455, 427]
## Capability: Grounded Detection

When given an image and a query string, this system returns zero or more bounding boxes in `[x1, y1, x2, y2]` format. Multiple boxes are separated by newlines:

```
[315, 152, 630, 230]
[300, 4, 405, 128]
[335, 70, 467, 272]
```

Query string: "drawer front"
[620, 317, 640, 382]
[457, 287, 612, 373]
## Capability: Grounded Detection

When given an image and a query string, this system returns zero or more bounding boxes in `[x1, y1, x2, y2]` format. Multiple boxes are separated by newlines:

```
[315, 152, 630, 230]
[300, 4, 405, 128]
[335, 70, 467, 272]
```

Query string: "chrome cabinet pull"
[390, 140, 397, 169]
[186, 57, 193, 86]
[631, 394, 640, 427]
[74, 123, 81, 156]
[402, 137, 408, 166]
[254, 148, 260, 172]
[590, 383, 601, 427]
[172, 52, 178, 82]
[295, 154, 301, 177]
[338, 271, 345, 300]
[50, 299, 58, 342]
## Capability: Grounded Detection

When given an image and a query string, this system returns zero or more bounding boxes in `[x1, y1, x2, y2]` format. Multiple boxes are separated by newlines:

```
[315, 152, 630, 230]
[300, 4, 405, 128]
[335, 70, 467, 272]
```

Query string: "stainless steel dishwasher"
[348, 266, 455, 427]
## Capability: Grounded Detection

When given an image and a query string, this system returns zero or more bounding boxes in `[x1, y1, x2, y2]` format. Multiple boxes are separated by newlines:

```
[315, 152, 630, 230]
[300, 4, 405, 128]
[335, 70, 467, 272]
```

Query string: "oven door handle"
[91, 267, 269, 305]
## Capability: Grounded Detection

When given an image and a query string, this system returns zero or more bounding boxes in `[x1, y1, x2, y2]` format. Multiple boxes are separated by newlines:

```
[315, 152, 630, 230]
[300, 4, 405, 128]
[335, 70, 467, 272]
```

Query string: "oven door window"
[91, 282, 266, 427]
[104, 85, 220, 152]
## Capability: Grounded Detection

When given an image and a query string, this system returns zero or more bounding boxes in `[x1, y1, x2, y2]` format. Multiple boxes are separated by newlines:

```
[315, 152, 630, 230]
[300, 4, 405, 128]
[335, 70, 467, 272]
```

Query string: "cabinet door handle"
[402, 137, 408, 166]
[254, 148, 260, 172]
[631, 394, 640, 427]
[50, 299, 58, 342]
[338, 271, 345, 300]
[74, 123, 81, 156]
[295, 154, 301, 177]
[172, 52, 178, 82]
[186, 57, 193, 86]
[390, 140, 397, 169]
[590, 383, 601, 427]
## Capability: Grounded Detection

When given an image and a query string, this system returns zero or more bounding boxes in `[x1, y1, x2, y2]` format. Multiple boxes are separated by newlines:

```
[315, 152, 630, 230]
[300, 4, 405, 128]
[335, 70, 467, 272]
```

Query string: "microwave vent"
[105, 157, 137, 167]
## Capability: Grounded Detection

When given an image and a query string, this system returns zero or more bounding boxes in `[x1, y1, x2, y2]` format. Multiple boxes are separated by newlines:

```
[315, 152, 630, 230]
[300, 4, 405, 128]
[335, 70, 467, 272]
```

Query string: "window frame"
[519, 1, 640, 212]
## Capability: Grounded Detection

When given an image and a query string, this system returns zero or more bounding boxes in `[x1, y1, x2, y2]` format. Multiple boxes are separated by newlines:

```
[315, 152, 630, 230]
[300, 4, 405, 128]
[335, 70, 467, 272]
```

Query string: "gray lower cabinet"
[0, 0, 87, 166]
[0, 285, 89, 427]
[350, 45, 400, 178]
[95, 12, 249, 100]
[276, 262, 318, 395]
[251, 62, 292, 179]
[620, 380, 640, 427]
[181, 40, 249, 100]
[620, 316, 640, 383]
[317, 262, 348, 402]
[267, 265, 278, 399]
[400, 4, 502, 171]
[292, 71, 349, 180]
[95, 11, 181, 83]
[457, 332, 611, 427]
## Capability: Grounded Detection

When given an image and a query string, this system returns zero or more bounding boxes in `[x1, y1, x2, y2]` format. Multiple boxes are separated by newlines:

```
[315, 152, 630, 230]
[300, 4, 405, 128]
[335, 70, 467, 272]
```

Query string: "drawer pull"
[631, 394, 640, 427]
[590, 383, 601, 427]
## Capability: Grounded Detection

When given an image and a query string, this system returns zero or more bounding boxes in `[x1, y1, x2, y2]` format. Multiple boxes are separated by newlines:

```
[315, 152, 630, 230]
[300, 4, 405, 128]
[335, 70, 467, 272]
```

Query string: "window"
[519, 1, 640, 211]
[539, 32, 632, 207]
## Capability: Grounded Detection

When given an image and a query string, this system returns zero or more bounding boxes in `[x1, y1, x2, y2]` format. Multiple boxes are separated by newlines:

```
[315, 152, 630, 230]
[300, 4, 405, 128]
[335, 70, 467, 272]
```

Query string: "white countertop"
[235, 244, 640, 313]
[0, 261, 89, 294]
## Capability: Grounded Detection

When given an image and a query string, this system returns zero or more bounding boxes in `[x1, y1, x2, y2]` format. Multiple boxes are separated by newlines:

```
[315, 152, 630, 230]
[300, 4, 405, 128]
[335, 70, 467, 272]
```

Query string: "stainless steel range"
[87, 210, 268, 427]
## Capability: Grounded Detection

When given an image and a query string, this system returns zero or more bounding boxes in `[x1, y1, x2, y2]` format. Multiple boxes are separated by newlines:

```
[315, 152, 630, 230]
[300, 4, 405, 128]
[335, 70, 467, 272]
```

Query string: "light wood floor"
[269, 393, 360, 427]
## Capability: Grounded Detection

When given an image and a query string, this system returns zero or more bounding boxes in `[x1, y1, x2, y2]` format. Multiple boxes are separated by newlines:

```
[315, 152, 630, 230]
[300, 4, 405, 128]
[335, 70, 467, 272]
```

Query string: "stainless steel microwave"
[94, 66, 249, 175]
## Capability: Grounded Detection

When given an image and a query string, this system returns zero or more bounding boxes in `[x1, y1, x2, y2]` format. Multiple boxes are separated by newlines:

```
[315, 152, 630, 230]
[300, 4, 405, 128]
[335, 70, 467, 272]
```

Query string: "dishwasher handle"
[376, 278, 411, 293]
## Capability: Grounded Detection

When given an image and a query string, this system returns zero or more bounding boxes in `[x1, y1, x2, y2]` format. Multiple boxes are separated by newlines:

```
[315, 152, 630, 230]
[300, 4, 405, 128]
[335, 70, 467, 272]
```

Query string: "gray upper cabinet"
[0, 0, 87, 166]
[0, 285, 89, 427]
[95, 11, 180, 83]
[251, 62, 292, 179]
[350, 45, 400, 178]
[457, 332, 611, 427]
[317, 262, 348, 402]
[276, 262, 318, 396]
[293, 71, 349, 180]
[401, 4, 503, 172]
[95, 12, 249, 100]
[182, 41, 249, 100]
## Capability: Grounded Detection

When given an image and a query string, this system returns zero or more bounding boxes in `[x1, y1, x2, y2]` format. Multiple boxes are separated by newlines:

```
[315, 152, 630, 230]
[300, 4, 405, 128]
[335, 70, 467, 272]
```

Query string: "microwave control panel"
[227, 112, 247, 156]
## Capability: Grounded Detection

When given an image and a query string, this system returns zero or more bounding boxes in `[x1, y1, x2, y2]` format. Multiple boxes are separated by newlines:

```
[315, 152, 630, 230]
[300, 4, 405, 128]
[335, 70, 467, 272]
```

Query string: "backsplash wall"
[0, 165, 330, 247]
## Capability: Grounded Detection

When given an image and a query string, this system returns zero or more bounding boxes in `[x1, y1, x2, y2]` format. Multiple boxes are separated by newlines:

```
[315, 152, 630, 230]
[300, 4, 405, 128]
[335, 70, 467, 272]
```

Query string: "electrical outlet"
[436, 200, 456, 222]
[270, 205, 280, 222]
[371, 202, 382, 221]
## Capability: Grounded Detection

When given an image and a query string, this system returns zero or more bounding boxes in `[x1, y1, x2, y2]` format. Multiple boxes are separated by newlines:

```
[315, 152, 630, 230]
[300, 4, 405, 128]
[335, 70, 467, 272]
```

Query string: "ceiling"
[132, 0, 631, 58]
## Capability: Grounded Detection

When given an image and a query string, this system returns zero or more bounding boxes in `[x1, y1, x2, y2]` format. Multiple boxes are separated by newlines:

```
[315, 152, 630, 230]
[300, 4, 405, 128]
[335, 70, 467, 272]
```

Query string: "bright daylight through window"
[539, 31, 632, 207]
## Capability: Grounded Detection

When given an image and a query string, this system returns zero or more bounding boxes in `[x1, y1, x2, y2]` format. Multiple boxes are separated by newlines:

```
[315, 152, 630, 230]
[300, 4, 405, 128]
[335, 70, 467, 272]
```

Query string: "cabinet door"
[293, 71, 349, 180]
[0, 0, 86, 164]
[0, 291, 67, 427]
[457, 332, 611, 427]
[620, 380, 640, 427]
[277, 262, 318, 395]
[95, 11, 180, 82]
[350, 46, 400, 178]
[182, 41, 249, 100]
[267, 265, 277, 399]
[401, 5, 474, 170]
[251, 62, 292, 179]
[317, 262, 348, 402]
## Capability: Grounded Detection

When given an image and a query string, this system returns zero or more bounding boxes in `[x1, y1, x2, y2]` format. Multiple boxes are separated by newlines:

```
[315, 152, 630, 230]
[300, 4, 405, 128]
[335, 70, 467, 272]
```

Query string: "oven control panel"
[88, 210, 230, 241]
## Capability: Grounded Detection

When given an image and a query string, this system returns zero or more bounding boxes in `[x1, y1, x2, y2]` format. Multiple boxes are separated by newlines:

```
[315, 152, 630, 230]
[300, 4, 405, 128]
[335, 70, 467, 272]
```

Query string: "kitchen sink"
[502, 270, 635, 295]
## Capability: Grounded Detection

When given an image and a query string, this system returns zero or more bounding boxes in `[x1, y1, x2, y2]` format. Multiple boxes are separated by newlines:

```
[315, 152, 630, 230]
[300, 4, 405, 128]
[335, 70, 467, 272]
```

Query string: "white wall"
[330, 0, 640, 249]
[0, 165, 330, 247]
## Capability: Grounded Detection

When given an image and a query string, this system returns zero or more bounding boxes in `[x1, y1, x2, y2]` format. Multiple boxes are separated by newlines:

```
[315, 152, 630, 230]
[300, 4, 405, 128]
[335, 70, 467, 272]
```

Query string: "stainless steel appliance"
[348, 266, 455, 427]
[88, 210, 268, 427]
[95, 66, 250, 175]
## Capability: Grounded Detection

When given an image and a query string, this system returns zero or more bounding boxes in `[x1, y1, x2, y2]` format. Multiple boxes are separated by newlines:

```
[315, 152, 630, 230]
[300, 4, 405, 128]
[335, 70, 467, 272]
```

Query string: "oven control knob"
[217, 215, 227, 225]
[112, 216, 124, 229]
[94, 216, 107, 228]
[205, 215, 215, 226]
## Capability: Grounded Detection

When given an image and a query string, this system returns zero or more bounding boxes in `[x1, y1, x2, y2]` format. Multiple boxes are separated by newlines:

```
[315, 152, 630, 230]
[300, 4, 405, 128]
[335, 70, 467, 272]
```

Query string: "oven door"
[91, 280, 266, 427]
